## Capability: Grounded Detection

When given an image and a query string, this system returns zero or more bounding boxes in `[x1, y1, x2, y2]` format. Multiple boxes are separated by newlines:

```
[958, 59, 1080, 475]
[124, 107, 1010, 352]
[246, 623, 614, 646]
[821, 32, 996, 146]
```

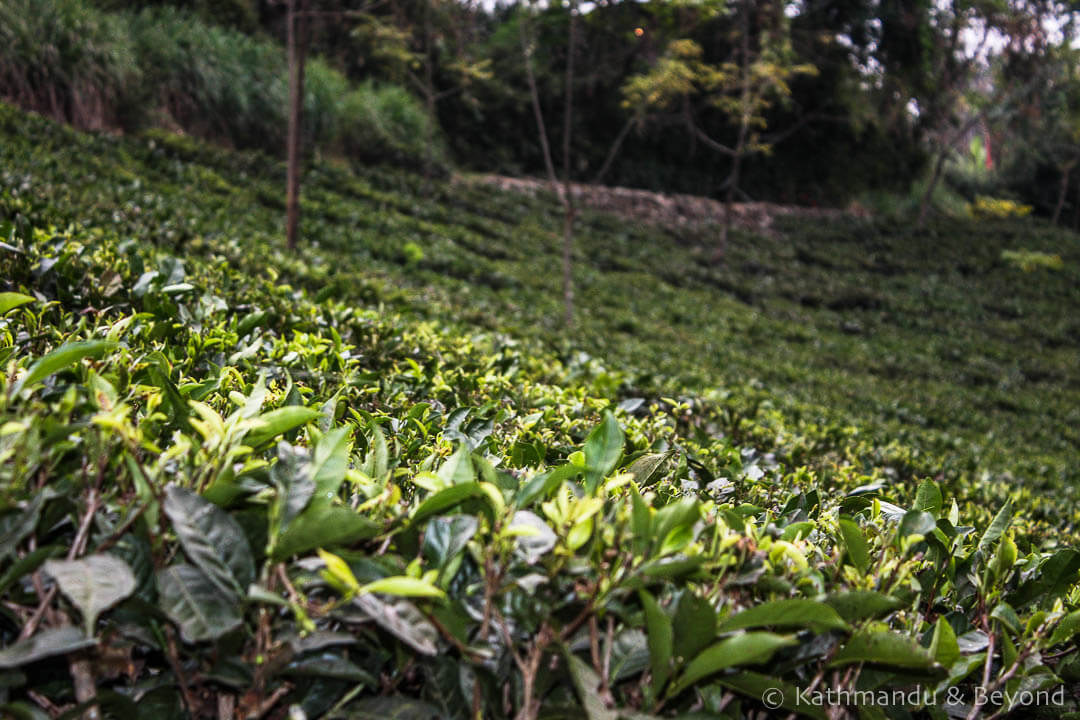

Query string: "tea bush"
[1, 103, 1080, 718]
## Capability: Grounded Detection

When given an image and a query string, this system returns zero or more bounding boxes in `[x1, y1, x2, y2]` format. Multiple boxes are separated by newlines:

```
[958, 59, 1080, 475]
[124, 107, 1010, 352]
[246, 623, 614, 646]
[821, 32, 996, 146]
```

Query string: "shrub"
[338, 81, 445, 171]
[970, 195, 1034, 219]
[1001, 249, 1065, 271]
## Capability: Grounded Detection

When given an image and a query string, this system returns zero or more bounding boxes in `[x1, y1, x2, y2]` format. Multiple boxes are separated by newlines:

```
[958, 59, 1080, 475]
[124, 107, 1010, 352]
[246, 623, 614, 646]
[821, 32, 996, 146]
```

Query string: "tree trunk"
[1052, 163, 1072, 227]
[422, 0, 435, 192]
[560, 2, 578, 326]
[916, 148, 949, 230]
[591, 113, 635, 185]
[285, 0, 309, 250]
[715, 153, 742, 264]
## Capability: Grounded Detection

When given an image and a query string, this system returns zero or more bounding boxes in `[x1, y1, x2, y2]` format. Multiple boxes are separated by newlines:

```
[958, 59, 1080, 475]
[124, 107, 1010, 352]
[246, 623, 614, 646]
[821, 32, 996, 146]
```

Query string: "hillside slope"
[1, 104, 1080, 717]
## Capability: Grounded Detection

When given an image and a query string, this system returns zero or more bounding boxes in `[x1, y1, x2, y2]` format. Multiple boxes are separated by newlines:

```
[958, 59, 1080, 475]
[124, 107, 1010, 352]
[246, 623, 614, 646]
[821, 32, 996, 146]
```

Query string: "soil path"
[461, 174, 865, 237]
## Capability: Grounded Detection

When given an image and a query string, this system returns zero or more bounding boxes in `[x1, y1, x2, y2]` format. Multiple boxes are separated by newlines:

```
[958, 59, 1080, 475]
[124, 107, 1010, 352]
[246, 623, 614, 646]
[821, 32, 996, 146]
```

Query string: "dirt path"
[461, 173, 865, 237]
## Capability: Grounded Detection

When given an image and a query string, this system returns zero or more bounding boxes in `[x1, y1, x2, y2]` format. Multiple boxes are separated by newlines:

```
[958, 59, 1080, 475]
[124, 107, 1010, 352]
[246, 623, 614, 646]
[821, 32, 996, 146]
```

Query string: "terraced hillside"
[1, 103, 1080, 718]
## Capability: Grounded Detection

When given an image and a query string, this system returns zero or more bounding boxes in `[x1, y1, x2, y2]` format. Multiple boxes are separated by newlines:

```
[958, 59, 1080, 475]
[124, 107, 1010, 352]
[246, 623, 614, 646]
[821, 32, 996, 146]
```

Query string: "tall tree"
[622, 0, 816, 261]
[520, 0, 579, 326]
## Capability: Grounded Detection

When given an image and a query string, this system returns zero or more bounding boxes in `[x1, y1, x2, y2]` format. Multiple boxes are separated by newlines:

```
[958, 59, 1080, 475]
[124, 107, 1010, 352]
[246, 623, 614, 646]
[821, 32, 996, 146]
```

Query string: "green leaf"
[514, 463, 579, 508]
[0, 545, 63, 596]
[1049, 609, 1080, 647]
[44, 554, 136, 635]
[270, 444, 316, 534]
[563, 650, 618, 720]
[272, 504, 379, 560]
[1009, 549, 1080, 606]
[929, 617, 960, 668]
[823, 592, 903, 623]
[977, 498, 1014, 553]
[716, 671, 827, 720]
[652, 498, 700, 556]
[899, 510, 936, 538]
[913, 480, 943, 517]
[716, 599, 849, 634]
[0, 292, 34, 315]
[837, 518, 869, 573]
[282, 653, 376, 684]
[352, 593, 439, 656]
[245, 406, 320, 447]
[669, 632, 797, 697]
[506, 511, 556, 564]
[360, 576, 445, 599]
[828, 629, 936, 670]
[13, 340, 116, 395]
[673, 592, 717, 662]
[583, 411, 624, 492]
[411, 482, 485, 524]
[626, 453, 669, 487]
[0, 627, 96, 669]
[0, 492, 52, 563]
[162, 485, 254, 597]
[335, 697, 442, 720]
[318, 549, 360, 594]
[423, 515, 478, 572]
[311, 427, 350, 497]
[437, 445, 475, 486]
[639, 590, 673, 691]
[156, 564, 243, 643]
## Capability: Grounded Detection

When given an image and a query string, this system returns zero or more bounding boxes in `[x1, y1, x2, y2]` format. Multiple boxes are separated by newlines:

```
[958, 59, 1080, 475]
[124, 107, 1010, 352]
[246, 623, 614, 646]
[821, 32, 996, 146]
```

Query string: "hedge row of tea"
[1, 104, 1080, 718]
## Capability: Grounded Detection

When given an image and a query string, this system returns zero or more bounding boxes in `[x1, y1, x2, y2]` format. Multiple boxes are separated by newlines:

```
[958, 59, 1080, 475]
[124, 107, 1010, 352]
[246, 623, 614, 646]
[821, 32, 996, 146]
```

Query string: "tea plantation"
[2, 103, 1080, 718]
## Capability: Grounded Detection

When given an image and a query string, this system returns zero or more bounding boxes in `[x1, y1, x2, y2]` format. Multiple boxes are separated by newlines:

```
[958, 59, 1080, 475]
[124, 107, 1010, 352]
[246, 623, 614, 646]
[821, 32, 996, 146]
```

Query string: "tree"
[519, 0, 579, 326]
[622, 0, 816, 261]
[898, 0, 1063, 229]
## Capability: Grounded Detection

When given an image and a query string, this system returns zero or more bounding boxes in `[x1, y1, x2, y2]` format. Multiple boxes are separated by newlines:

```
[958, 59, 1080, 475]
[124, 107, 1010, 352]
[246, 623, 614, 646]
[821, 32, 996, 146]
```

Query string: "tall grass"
[128, 6, 288, 149]
[0, 0, 442, 168]
[0, 0, 139, 129]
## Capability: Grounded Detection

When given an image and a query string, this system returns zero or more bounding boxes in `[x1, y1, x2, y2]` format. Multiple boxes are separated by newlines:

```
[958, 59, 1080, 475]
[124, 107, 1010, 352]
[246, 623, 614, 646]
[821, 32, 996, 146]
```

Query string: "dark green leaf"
[282, 653, 376, 684]
[899, 510, 936, 538]
[351, 593, 439, 656]
[0, 627, 95, 669]
[272, 505, 378, 560]
[669, 632, 797, 696]
[823, 592, 903, 623]
[716, 671, 827, 720]
[640, 589, 673, 691]
[163, 485, 254, 596]
[563, 650, 618, 720]
[829, 630, 936, 670]
[673, 592, 717, 662]
[44, 554, 136, 635]
[156, 563, 243, 643]
[716, 599, 848, 634]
